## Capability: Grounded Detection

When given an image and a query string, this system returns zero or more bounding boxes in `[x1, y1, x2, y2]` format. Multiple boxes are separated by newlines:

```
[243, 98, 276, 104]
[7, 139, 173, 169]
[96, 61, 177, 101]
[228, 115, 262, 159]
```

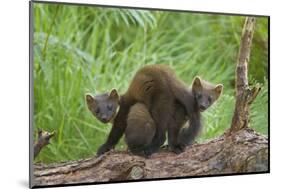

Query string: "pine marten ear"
[214, 84, 223, 95]
[85, 93, 96, 107]
[109, 89, 119, 100]
[192, 76, 202, 91]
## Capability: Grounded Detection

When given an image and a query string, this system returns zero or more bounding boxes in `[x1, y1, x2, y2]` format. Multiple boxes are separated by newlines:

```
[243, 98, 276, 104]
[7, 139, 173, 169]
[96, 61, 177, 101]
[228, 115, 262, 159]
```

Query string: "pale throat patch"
[109, 105, 120, 124]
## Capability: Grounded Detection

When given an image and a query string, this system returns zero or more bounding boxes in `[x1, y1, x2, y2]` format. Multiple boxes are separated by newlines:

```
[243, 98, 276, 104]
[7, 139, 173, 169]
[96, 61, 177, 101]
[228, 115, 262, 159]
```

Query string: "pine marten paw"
[96, 143, 112, 156]
[169, 145, 184, 154]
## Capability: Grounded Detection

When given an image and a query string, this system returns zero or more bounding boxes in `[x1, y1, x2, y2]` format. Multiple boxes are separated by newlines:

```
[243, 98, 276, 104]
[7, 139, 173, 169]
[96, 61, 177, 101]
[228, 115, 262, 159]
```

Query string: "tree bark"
[230, 17, 261, 133]
[34, 128, 267, 186]
[33, 17, 268, 187]
[34, 129, 55, 159]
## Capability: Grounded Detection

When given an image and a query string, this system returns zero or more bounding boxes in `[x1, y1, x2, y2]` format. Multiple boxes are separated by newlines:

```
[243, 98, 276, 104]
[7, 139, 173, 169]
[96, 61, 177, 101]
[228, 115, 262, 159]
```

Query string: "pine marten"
[86, 64, 223, 156]
[170, 76, 223, 152]
[86, 90, 155, 156]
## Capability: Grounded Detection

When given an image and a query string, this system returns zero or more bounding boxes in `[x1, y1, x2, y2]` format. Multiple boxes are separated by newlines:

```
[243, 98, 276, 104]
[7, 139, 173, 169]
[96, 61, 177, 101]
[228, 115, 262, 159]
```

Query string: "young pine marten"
[86, 90, 156, 156]
[86, 64, 223, 156]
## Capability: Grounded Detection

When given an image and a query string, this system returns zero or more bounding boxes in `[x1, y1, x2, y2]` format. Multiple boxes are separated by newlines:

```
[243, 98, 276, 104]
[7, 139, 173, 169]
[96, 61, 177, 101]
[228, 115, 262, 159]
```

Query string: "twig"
[34, 129, 55, 159]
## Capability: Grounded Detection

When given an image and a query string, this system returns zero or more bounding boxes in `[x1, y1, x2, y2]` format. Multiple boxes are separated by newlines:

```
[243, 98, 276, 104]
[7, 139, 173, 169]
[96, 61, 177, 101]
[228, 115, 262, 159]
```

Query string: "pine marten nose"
[199, 104, 207, 110]
[101, 115, 107, 122]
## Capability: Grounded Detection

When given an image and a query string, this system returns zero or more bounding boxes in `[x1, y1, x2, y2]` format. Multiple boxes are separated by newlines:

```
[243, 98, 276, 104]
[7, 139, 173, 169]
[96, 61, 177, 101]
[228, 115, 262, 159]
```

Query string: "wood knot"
[129, 166, 144, 180]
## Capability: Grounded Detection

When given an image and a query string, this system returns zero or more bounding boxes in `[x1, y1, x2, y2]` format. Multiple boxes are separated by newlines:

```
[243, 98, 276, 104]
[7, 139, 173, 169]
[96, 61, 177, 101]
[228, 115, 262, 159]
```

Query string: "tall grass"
[33, 3, 268, 163]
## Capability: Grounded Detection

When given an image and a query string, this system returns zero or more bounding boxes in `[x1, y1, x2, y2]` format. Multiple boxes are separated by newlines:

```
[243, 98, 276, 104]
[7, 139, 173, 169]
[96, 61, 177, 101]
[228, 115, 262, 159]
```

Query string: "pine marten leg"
[171, 82, 202, 148]
[178, 112, 201, 146]
[167, 117, 184, 154]
[146, 96, 172, 154]
[145, 127, 166, 155]
[96, 98, 131, 156]
[125, 103, 155, 157]
[167, 100, 188, 153]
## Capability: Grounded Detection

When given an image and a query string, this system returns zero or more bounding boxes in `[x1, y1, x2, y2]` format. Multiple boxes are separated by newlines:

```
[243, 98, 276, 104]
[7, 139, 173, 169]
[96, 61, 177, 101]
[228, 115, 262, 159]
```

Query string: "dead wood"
[230, 17, 261, 133]
[34, 129, 55, 159]
[33, 129, 267, 186]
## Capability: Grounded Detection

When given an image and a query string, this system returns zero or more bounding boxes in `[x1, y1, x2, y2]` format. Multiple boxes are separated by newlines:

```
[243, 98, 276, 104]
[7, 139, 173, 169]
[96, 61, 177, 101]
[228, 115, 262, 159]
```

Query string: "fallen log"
[33, 128, 267, 186]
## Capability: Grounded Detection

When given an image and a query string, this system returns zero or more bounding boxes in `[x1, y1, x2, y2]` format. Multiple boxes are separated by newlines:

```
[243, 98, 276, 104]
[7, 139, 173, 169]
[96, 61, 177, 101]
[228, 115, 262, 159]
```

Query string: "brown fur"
[125, 103, 156, 156]
[86, 64, 223, 156]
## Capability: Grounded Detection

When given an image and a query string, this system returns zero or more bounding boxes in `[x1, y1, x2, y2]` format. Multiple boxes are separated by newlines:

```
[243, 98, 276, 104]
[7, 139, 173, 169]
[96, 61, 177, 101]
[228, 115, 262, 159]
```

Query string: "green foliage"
[199, 94, 235, 141]
[33, 3, 268, 163]
[250, 78, 268, 135]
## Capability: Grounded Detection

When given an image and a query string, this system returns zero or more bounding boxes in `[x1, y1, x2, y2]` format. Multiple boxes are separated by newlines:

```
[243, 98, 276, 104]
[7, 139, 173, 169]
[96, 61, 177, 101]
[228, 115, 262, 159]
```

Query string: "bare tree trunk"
[33, 17, 268, 187]
[230, 17, 261, 133]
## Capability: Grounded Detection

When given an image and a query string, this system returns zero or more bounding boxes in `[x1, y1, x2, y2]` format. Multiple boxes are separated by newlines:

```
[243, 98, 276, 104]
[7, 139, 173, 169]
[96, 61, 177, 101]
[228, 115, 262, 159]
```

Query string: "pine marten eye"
[95, 108, 100, 114]
[107, 104, 113, 111]
[197, 93, 202, 99]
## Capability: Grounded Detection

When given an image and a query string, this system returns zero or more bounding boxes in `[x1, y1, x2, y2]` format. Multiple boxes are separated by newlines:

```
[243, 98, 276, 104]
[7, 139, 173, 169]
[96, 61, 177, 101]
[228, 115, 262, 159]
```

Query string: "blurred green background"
[33, 3, 268, 163]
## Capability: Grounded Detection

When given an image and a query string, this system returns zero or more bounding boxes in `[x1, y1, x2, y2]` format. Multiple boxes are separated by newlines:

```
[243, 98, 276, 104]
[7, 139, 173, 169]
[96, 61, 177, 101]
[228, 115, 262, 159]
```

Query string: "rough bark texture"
[230, 17, 261, 133]
[34, 128, 268, 186]
[32, 17, 268, 187]
[34, 129, 55, 159]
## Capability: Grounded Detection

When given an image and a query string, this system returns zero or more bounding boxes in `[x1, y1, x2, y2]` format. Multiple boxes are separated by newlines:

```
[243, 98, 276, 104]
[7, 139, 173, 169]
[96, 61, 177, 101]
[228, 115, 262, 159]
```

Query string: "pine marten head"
[192, 76, 223, 112]
[85, 89, 119, 123]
